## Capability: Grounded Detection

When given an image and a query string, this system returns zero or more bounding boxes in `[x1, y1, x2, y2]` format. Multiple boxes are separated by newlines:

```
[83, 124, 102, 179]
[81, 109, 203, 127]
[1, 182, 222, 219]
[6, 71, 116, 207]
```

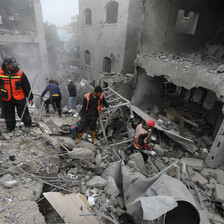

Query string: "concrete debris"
[129, 153, 147, 174]
[180, 157, 204, 171]
[68, 148, 95, 160]
[0, 99, 222, 224]
[104, 177, 120, 197]
[215, 183, 224, 203]
[87, 176, 108, 188]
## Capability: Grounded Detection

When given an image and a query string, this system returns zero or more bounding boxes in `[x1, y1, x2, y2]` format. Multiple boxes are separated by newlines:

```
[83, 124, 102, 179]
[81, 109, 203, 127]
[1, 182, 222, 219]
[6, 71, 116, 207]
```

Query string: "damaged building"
[0, 0, 49, 89]
[133, 0, 224, 168]
[78, 0, 141, 80]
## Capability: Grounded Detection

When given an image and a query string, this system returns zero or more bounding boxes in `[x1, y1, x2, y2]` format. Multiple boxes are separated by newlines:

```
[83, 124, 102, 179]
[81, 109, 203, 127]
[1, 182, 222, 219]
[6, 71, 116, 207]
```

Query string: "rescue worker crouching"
[0, 56, 34, 133]
[76, 86, 109, 144]
[124, 115, 155, 162]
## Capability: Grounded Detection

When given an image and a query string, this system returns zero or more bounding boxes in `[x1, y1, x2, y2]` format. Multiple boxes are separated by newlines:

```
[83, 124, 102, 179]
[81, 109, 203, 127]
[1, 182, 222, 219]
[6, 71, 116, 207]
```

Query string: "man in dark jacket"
[41, 80, 62, 116]
[67, 79, 77, 112]
[76, 86, 109, 144]
[0, 56, 33, 133]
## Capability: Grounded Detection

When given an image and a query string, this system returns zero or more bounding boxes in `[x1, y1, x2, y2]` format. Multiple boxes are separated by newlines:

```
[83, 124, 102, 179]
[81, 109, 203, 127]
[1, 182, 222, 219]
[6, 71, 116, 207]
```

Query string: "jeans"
[68, 96, 77, 110]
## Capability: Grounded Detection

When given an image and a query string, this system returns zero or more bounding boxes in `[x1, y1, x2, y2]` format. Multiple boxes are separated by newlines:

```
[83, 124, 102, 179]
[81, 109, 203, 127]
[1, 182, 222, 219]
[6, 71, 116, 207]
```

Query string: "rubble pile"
[0, 106, 223, 224]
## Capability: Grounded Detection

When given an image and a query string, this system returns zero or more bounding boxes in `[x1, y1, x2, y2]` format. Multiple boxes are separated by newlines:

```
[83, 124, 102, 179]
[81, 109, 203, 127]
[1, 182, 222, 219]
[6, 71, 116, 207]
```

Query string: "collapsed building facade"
[133, 0, 224, 168]
[78, 0, 141, 80]
[0, 0, 49, 89]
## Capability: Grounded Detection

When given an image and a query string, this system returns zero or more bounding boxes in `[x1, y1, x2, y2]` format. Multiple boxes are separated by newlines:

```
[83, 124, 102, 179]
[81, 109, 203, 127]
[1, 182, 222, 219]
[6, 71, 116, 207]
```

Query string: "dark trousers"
[124, 143, 149, 162]
[2, 98, 32, 131]
[44, 96, 62, 115]
[78, 116, 98, 133]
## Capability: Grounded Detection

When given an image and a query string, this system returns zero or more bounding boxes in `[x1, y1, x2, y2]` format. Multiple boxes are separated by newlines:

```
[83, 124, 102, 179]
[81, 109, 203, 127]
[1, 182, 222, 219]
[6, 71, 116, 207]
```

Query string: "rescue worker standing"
[77, 86, 109, 144]
[0, 57, 34, 133]
[67, 79, 77, 112]
[41, 80, 62, 117]
[124, 115, 155, 162]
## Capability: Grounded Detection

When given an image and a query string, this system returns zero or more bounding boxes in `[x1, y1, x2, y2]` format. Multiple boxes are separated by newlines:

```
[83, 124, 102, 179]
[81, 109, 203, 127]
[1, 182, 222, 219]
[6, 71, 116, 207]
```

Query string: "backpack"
[70, 122, 79, 139]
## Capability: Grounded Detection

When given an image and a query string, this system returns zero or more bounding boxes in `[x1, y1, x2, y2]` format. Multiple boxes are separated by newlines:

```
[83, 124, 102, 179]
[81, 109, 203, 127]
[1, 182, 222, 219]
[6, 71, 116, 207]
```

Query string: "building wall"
[141, 0, 224, 53]
[132, 68, 165, 110]
[79, 0, 141, 80]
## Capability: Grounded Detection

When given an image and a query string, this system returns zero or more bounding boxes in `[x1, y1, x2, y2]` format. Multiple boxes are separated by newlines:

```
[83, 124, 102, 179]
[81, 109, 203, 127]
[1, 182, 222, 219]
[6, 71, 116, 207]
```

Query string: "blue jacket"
[41, 83, 61, 97]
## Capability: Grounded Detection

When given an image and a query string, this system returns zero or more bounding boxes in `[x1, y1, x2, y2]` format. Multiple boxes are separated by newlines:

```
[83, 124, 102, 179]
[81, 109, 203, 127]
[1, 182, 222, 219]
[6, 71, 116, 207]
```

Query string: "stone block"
[104, 177, 120, 197]
[87, 176, 107, 188]
[68, 148, 95, 160]
[129, 153, 147, 174]
[215, 183, 224, 203]
[191, 172, 208, 188]
[180, 158, 203, 171]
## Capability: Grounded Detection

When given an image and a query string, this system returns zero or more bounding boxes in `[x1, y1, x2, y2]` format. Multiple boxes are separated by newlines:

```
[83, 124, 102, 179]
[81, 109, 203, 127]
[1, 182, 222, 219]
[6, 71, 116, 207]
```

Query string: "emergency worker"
[0, 56, 33, 133]
[77, 86, 109, 143]
[124, 115, 155, 162]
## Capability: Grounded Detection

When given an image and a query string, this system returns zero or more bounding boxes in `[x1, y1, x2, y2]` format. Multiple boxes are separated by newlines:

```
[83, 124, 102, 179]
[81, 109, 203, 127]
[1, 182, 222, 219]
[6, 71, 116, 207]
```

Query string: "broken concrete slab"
[38, 122, 52, 135]
[76, 140, 97, 152]
[154, 158, 166, 171]
[180, 157, 204, 171]
[58, 137, 75, 150]
[68, 148, 95, 160]
[101, 160, 122, 187]
[41, 134, 60, 150]
[191, 172, 208, 189]
[215, 183, 224, 203]
[104, 176, 120, 197]
[129, 153, 147, 174]
[87, 176, 108, 188]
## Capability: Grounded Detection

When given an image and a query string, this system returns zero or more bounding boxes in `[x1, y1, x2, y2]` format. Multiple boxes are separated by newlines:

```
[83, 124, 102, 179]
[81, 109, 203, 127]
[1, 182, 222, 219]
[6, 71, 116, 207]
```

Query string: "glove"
[40, 97, 43, 103]
[144, 143, 151, 151]
[130, 114, 134, 119]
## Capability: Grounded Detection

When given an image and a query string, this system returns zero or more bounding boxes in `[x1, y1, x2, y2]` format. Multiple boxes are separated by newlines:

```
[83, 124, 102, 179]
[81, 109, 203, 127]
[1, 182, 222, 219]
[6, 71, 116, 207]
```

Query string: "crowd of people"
[0, 56, 156, 159]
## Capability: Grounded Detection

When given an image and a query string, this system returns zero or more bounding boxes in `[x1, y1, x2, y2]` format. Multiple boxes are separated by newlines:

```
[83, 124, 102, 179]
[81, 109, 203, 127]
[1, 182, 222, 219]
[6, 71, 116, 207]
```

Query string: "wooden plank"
[43, 192, 99, 224]
[38, 122, 52, 135]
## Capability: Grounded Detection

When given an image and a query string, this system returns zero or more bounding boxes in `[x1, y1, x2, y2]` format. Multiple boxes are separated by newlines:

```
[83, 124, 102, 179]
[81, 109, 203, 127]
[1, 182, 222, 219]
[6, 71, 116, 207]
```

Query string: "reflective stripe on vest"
[85, 93, 104, 115]
[0, 68, 25, 101]
[133, 124, 149, 149]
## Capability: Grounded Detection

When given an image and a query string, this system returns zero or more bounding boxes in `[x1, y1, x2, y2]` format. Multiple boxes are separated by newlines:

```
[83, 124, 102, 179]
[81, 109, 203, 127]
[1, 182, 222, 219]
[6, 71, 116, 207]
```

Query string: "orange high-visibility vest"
[0, 68, 25, 101]
[85, 93, 104, 115]
[133, 124, 149, 149]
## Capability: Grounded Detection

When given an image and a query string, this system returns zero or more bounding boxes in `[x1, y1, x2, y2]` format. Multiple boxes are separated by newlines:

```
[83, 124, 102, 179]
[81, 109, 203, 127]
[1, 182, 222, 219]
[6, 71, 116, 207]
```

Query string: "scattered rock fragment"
[104, 176, 120, 197]
[87, 176, 108, 188]
[68, 148, 95, 160]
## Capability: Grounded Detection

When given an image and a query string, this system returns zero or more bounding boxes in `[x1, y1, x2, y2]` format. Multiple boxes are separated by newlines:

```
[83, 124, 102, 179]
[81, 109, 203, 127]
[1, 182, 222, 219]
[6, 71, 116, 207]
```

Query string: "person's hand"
[130, 114, 134, 119]
[29, 100, 34, 106]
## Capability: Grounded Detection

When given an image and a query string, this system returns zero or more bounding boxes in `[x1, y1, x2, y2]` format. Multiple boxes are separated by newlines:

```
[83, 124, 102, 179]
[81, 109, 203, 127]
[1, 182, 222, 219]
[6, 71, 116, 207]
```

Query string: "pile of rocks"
[0, 114, 223, 224]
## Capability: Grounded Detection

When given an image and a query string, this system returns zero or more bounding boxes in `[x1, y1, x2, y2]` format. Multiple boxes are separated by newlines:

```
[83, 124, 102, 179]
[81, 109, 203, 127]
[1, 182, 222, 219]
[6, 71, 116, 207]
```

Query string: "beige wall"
[79, 0, 141, 80]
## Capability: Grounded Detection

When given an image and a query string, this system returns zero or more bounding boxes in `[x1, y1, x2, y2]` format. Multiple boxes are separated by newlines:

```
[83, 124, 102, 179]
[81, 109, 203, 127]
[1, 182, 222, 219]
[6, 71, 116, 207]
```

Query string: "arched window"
[84, 8, 92, 25]
[103, 57, 112, 72]
[105, 1, 118, 24]
[84, 50, 91, 66]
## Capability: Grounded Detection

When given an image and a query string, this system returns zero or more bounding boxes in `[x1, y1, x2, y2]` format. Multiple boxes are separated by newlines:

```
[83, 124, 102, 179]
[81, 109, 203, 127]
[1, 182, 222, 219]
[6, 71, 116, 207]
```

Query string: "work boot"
[91, 131, 97, 144]
[75, 132, 83, 144]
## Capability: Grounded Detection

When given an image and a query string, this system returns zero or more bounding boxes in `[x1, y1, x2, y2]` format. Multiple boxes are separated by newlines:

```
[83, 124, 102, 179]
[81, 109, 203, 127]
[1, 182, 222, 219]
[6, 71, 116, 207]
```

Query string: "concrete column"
[206, 104, 224, 168]
[33, 0, 49, 78]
